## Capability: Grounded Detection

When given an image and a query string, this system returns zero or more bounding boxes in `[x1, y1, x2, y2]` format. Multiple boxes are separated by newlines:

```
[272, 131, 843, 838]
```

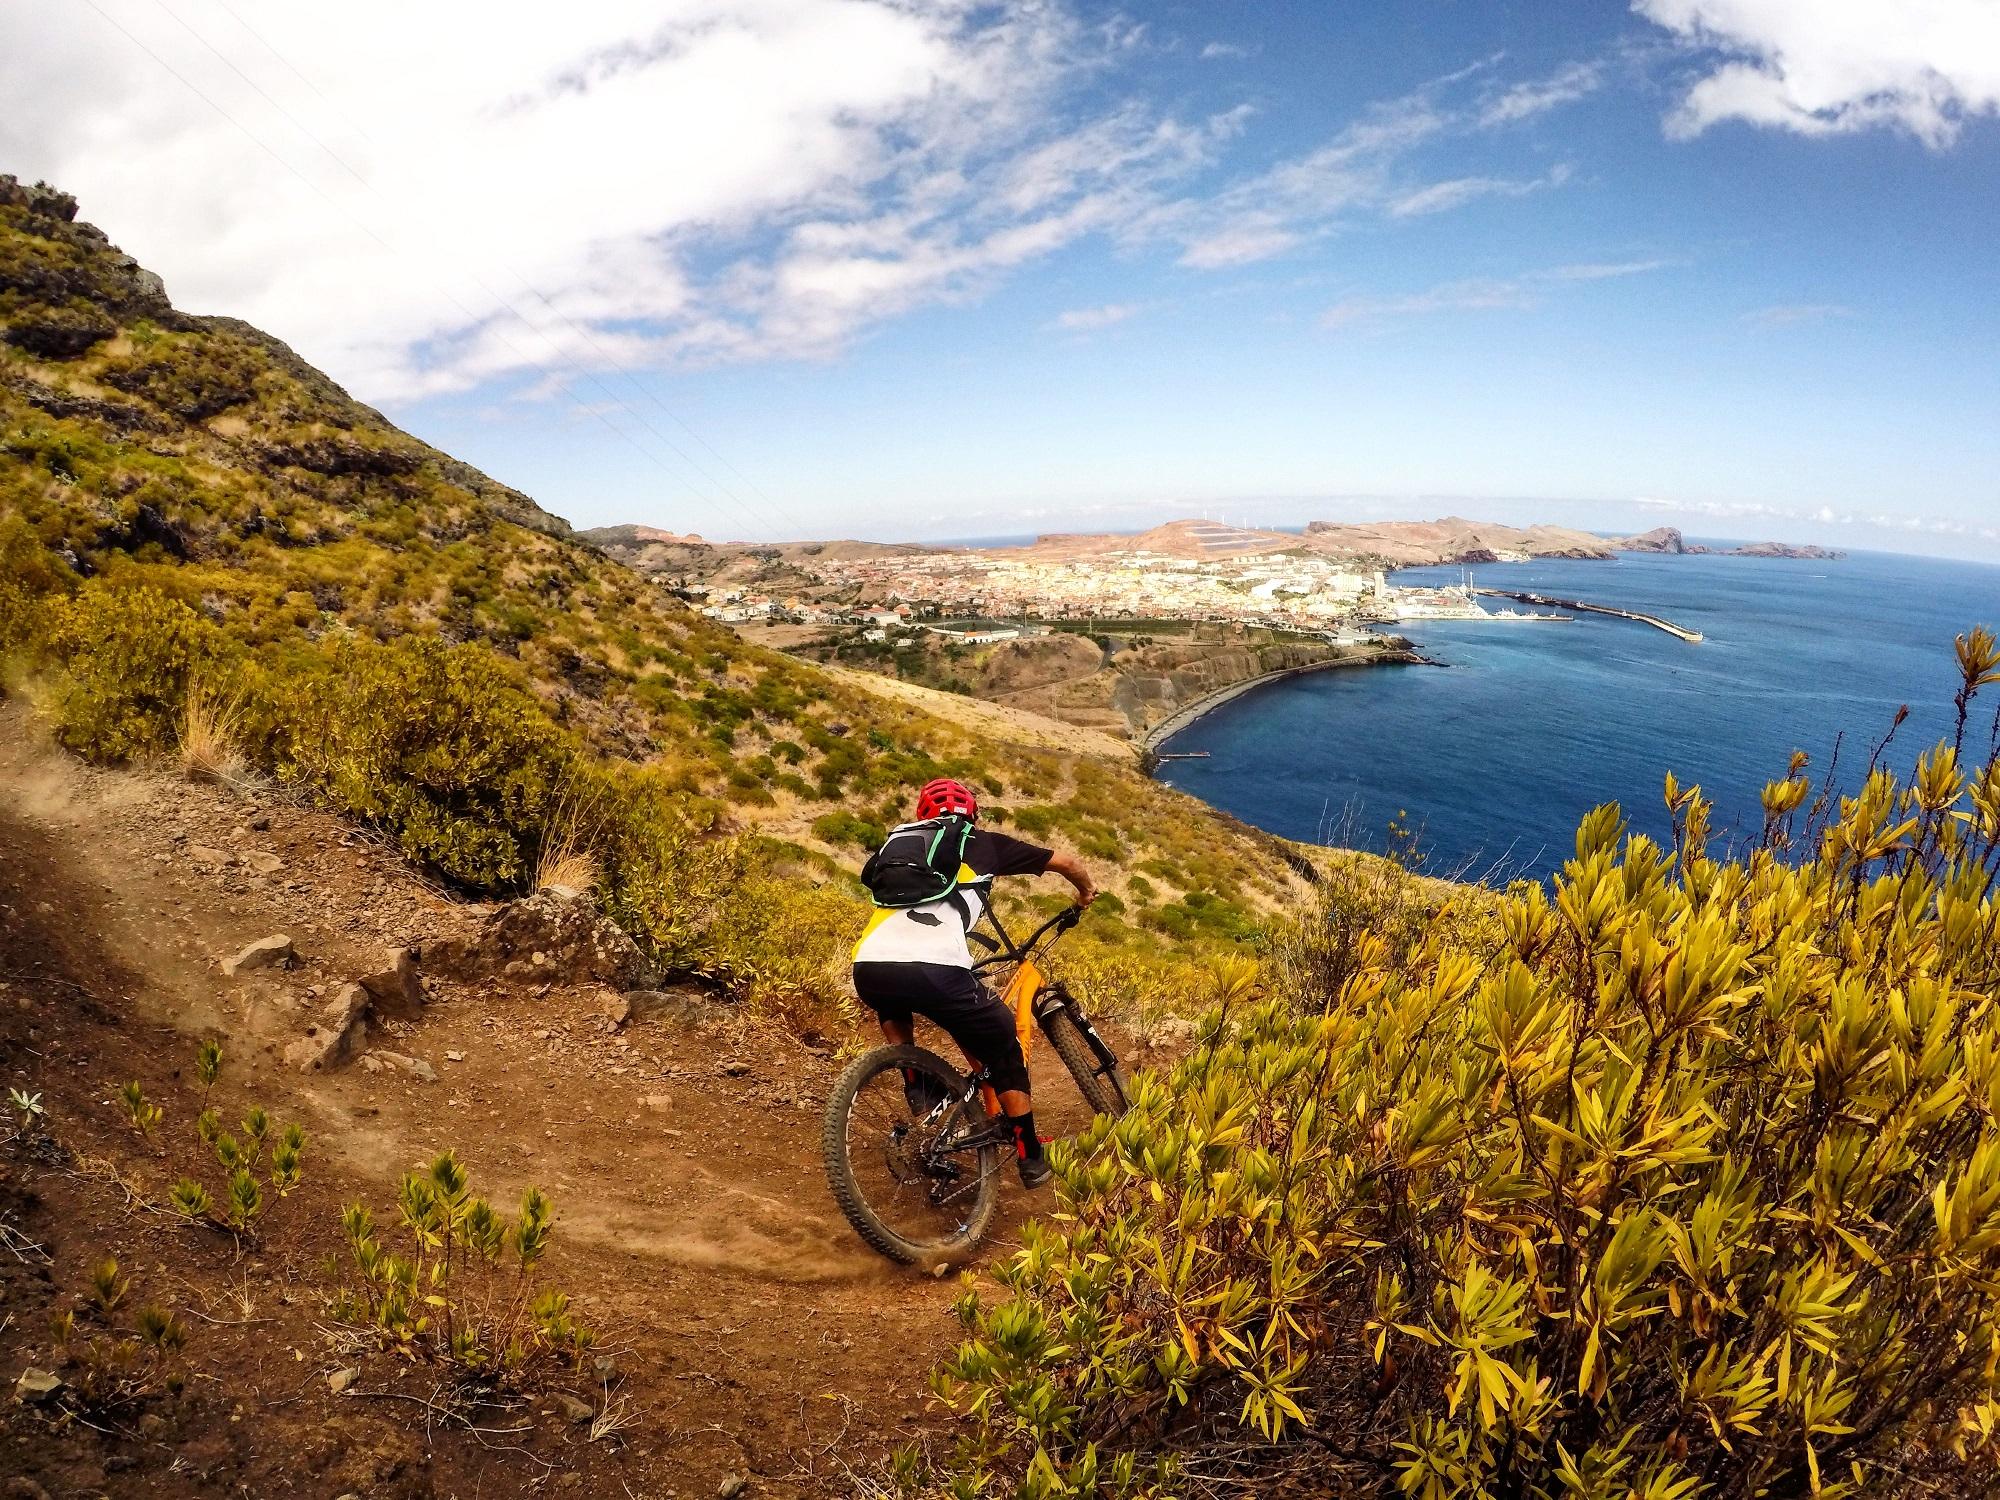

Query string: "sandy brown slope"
[0, 706, 1107, 1498]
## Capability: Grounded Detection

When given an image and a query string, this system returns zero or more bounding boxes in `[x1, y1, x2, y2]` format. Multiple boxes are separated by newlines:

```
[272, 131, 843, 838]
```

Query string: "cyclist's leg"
[852, 967, 915, 1043]
[900, 965, 1045, 1176]
[853, 963, 945, 1113]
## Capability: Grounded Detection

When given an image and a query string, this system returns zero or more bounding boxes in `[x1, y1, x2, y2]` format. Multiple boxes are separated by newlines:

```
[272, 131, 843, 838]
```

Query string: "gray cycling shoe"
[1017, 1155, 1054, 1190]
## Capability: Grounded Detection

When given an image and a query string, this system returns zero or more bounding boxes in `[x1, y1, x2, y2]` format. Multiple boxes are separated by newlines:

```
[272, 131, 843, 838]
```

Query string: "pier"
[1472, 589, 1703, 643]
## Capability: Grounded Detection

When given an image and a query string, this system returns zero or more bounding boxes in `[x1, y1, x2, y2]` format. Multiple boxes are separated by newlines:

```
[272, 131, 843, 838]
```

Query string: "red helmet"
[915, 777, 978, 821]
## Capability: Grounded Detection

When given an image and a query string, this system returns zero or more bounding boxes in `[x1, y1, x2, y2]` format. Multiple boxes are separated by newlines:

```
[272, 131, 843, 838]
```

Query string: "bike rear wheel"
[823, 1044, 1002, 1267]
[1039, 988, 1128, 1119]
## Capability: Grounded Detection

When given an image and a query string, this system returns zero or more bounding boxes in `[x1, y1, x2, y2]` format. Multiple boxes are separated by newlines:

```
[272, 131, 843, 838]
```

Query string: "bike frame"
[965, 904, 1083, 1117]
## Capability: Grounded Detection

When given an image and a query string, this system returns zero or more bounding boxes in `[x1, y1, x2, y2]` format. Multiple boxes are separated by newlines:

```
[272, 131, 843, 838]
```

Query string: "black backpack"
[860, 815, 975, 909]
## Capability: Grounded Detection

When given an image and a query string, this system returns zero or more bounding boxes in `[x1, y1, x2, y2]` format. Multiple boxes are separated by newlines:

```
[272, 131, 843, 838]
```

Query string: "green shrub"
[812, 809, 887, 850]
[233, 636, 568, 887]
[602, 780, 744, 977]
[100, 334, 264, 421]
[329, 1151, 592, 1382]
[941, 647, 2000, 1499]
[44, 582, 216, 760]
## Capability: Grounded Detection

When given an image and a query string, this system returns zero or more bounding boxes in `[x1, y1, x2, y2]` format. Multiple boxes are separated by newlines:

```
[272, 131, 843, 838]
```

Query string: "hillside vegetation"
[0, 176, 1309, 1023]
[940, 637, 2000, 1500]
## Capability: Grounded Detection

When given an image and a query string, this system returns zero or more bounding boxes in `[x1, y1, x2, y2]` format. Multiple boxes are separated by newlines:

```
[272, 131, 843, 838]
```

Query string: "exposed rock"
[285, 1014, 363, 1072]
[257, 433, 421, 478]
[4, 373, 161, 433]
[2, 302, 115, 359]
[223, 934, 294, 976]
[13, 1367, 61, 1405]
[321, 983, 370, 1032]
[3, 1477, 52, 1500]
[718, 1474, 749, 1499]
[428, 889, 654, 989]
[357, 947, 424, 1017]
[243, 849, 284, 876]
[606, 987, 709, 1028]
[556, 1393, 594, 1425]
[328, 1366, 359, 1395]
[1730, 541, 1845, 560]
[1617, 525, 1691, 554]
[189, 843, 235, 867]
[370, 1051, 437, 1083]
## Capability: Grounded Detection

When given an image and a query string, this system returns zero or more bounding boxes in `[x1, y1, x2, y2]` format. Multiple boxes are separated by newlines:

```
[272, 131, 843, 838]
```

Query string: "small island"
[1617, 526, 1845, 560]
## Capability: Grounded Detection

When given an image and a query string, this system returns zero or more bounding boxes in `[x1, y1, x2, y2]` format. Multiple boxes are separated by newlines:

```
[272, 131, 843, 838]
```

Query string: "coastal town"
[580, 516, 1783, 650]
[675, 535, 1502, 642]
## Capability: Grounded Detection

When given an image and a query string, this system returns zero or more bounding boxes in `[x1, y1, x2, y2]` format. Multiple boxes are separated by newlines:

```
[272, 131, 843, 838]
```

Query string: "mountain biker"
[851, 776, 1097, 1189]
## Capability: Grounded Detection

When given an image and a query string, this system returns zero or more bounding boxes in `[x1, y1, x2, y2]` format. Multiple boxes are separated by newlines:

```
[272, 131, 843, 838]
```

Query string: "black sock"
[1006, 1111, 1043, 1161]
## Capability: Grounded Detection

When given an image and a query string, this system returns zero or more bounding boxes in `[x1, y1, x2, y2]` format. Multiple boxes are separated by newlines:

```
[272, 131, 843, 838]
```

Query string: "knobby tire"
[1040, 996, 1128, 1119]
[822, 1044, 1000, 1267]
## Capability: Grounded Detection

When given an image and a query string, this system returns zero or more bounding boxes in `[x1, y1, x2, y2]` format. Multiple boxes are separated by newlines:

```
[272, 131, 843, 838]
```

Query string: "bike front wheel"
[1039, 988, 1128, 1119]
[822, 1044, 1002, 1267]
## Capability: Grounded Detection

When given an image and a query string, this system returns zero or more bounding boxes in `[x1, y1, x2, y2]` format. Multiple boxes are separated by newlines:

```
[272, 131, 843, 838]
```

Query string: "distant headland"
[1616, 525, 1846, 560]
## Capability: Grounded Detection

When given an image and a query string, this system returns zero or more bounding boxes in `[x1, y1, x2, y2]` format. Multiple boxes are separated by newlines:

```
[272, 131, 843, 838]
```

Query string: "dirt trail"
[0, 706, 1098, 1498]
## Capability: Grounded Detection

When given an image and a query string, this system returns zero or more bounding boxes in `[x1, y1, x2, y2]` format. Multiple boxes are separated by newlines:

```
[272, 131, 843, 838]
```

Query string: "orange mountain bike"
[822, 904, 1127, 1266]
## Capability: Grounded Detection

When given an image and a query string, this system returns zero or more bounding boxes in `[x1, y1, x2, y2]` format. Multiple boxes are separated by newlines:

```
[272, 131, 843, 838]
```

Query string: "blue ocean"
[1157, 549, 2000, 882]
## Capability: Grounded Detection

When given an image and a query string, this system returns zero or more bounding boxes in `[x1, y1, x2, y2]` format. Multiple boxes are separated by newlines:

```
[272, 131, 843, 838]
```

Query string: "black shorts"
[852, 961, 1029, 1095]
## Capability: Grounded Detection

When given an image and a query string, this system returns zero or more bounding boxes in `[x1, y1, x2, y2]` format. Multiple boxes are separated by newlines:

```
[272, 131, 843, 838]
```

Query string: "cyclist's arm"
[1043, 850, 1097, 906]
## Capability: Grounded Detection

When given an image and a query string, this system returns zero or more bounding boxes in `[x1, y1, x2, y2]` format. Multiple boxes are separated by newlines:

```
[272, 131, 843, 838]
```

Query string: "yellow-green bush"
[939, 636, 2000, 1500]
[43, 582, 217, 760]
[247, 635, 572, 888]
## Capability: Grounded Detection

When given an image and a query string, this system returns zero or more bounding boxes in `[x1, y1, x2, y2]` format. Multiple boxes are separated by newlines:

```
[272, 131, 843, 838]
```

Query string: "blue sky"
[5, 1, 1997, 553]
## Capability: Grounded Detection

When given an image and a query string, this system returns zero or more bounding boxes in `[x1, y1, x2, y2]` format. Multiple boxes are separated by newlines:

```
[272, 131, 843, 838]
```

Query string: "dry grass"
[533, 768, 610, 894]
[534, 842, 601, 895]
[180, 685, 245, 783]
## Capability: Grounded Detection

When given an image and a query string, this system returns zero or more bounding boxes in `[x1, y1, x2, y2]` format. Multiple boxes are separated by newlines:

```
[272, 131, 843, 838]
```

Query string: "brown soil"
[0, 704, 1105, 1498]
[821, 665, 1132, 759]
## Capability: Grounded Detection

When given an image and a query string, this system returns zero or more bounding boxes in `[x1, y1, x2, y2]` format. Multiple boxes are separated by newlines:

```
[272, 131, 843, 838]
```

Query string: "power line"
[134, 0, 794, 538]
[169, 0, 805, 539]
[88, 0, 798, 538]
[78, 0, 672, 478]
[208, 0, 377, 145]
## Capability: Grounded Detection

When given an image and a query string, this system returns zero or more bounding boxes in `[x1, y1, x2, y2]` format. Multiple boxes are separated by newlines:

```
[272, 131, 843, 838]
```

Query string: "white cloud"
[1152, 61, 1601, 269]
[1152, 94, 1448, 268]
[1388, 163, 1573, 217]
[1632, 492, 2000, 543]
[1051, 302, 1141, 331]
[1323, 277, 1538, 329]
[1540, 258, 1676, 280]
[1177, 224, 1307, 269]
[0, 0, 1187, 399]
[1324, 257, 1673, 328]
[1200, 41, 1252, 61]
[1743, 302, 1855, 325]
[0, 3, 1617, 404]
[1636, 0, 2000, 147]
[1478, 62, 1605, 126]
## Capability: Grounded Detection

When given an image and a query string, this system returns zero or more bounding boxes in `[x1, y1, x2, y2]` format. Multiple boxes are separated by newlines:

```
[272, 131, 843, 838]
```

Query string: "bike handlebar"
[974, 903, 1086, 970]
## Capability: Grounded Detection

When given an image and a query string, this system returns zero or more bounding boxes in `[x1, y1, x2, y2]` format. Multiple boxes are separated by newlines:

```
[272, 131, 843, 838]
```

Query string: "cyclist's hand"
[1075, 882, 1098, 908]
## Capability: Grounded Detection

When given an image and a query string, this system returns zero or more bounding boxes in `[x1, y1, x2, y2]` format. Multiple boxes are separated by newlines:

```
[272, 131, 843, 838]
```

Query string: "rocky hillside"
[1299, 515, 1614, 565]
[0, 176, 1313, 1012]
[809, 625, 1405, 740]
